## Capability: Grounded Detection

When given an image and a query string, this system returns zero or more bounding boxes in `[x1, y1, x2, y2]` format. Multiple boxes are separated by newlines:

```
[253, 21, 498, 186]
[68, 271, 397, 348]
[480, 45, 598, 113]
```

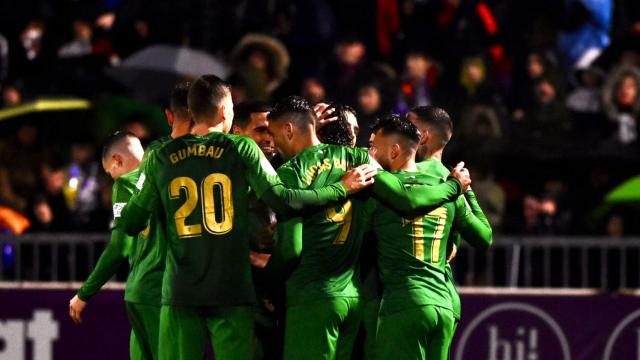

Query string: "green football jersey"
[77, 168, 140, 302]
[277, 143, 369, 305]
[123, 138, 171, 306]
[416, 159, 493, 319]
[129, 133, 348, 307]
[364, 170, 460, 315]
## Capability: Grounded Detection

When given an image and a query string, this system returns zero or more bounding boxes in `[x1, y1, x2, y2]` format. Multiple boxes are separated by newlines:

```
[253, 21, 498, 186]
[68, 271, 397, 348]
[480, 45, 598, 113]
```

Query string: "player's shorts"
[158, 304, 254, 360]
[126, 302, 160, 360]
[283, 297, 362, 360]
[376, 304, 455, 360]
[361, 297, 380, 360]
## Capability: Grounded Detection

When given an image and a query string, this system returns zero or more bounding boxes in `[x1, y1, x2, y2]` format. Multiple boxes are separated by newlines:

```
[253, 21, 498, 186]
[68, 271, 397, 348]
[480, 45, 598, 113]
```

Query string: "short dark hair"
[233, 100, 272, 129]
[373, 114, 420, 146]
[410, 106, 453, 144]
[102, 131, 137, 160]
[317, 104, 357, 147]
[267, 96, 316, 131]
[169, 81, 191, 115]
[188, 75, 230, 122]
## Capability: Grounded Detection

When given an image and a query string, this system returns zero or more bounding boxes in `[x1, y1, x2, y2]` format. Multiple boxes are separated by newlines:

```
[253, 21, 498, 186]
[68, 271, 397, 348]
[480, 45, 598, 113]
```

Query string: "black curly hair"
[317, 104, 357, 147]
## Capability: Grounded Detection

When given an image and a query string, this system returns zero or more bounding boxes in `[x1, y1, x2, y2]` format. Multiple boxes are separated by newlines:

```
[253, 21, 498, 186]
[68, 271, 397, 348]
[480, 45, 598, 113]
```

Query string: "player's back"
[277, 143, 369, 305]
[148, 132, 259, 307]
[365, 171, 455, 315]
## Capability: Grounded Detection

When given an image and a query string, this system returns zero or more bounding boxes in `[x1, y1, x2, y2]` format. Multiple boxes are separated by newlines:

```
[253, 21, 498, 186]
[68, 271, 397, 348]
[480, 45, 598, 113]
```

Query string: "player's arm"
[265, 217, 303, 280]
[70, 183, 134, 324]
[452, 191, 493, 249]
[371, 170, 463, 216]
[237, 137, 372, 216]
[121, 154, 160, 236]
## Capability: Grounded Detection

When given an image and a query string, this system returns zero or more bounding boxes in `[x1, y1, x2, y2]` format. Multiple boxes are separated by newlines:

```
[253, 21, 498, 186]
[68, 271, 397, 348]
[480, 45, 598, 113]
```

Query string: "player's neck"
[393, 156, 417, 172]
[191, 122, 224, 135]
[171, 120, 192, 138]
[425, 148, 443, 162]
[292, 133, 321, 156]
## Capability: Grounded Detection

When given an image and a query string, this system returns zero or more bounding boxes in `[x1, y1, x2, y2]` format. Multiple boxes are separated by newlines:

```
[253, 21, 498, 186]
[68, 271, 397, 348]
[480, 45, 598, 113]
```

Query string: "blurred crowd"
[1, 0, 640, 236]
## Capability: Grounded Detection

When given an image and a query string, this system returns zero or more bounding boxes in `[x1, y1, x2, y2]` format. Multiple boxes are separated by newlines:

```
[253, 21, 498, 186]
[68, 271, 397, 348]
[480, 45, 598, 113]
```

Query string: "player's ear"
[391, 143, 401, 159]
[111, 153, 123, 167]
[419, 128, 429, 146]
[285, 122, 294, 141]
[165, 108, 174, 127]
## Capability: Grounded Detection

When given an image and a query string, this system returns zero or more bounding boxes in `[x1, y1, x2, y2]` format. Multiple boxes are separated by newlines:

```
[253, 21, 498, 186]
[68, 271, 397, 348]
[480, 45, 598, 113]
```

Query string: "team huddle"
[68, 75, 492, 360]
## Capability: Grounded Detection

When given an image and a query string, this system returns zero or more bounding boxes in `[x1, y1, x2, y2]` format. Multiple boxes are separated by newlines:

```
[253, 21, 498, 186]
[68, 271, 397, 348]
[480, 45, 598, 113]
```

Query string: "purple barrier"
[0, 288, 129, 360]
[2, 287, 639, 359]
[452, 290, 640, 360]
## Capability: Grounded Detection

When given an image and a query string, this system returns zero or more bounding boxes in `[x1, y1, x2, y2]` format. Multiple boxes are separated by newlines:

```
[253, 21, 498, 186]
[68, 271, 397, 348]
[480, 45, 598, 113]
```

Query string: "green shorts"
[126, 302, 160, 360]
[284, 297, 362, 360]
[158, 304, 254, 360]
[376, 305, 455, 360]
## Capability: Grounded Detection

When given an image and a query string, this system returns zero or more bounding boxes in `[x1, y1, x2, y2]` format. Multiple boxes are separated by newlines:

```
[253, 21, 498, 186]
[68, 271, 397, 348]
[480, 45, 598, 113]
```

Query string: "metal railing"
[1, 233, 639, 289]
[455, 236, 640, 289]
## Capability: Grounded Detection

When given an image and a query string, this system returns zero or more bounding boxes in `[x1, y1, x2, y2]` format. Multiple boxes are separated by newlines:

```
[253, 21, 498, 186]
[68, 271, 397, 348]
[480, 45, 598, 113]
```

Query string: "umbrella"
[604, 175, 640, 204]
[107, 45, 229, 103]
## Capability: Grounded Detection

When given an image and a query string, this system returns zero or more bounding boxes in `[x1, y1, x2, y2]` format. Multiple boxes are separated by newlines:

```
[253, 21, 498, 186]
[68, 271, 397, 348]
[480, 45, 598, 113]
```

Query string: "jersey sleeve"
[78, 181, 134, 302]
[452, 191, 493, 249]
[265, 217, 303, 281]
[77, 227, 130, 301]
[234, 136, 348, 216]
[122, 153, 158, 235]
[371, 170, 462, 216]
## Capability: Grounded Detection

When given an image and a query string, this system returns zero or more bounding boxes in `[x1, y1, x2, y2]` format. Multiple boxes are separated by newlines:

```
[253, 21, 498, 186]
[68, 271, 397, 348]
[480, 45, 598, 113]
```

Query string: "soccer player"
[265, 96, 471, 360]
[365, 114, 491, 360]
[69, 132, 162, 360]
[231, 100, 282, 359]
[120, 75, 375, 360]
[408, 105, 493, 342]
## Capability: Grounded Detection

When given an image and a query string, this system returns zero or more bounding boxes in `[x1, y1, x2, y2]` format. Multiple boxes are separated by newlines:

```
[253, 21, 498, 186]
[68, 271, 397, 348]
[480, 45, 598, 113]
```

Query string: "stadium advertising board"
[1, 288, 639, 359]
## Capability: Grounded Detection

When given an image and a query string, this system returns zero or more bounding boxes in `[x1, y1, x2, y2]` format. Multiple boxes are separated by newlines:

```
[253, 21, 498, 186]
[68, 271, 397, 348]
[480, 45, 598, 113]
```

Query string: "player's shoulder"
[417, 159, 450, 178]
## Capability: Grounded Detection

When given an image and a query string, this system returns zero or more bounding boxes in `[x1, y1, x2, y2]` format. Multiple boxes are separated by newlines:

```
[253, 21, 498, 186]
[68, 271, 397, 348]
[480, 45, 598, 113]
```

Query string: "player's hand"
[69, 295, 87, 325]
[447, 243, 458, 264]
[450, 162, 471, 192]
[340, 164, 377, 194]
[250, 251, 271, 269]
[314, 103, 338, 129]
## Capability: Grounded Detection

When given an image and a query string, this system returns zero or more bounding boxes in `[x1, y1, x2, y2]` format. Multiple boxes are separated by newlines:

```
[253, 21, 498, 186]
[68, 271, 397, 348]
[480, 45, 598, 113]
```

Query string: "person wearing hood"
[601, 65, 640, 147]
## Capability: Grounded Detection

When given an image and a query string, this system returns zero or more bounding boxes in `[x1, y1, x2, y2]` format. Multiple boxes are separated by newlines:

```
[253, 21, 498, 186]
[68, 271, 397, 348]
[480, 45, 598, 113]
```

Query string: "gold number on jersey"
[169, 177, 202, 237]
[405, 207, 448, 262]
[201, 173, 233, 235]
[427, 207, 448, 263]
[326, 199, 353, 244]
[169, 174, 234, 238]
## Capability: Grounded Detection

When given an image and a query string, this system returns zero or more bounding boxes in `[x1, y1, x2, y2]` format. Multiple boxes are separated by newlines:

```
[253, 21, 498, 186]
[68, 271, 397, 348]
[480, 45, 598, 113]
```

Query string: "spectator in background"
[602, 65, 640, 149]
[230, 34, 290, 102]
[513, 51, 560, 121]
[0, 33, 8, 87]
[27, 169, 71, 232]
[123, 119, 153, 147]
[1, 83, 23, 107]
[519, 76, 571, 147]
[58, 20, 93, 58]
[566, 65, 605, 146]
[0, 124, 47, 213]
[468, 164, 506, 232]
[323, 36, 374, 106]
[301, 76, 326, 105]
[396, 50, 440, 113]
[63, 141, 102, 230]
[355, 81, 393, 147]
